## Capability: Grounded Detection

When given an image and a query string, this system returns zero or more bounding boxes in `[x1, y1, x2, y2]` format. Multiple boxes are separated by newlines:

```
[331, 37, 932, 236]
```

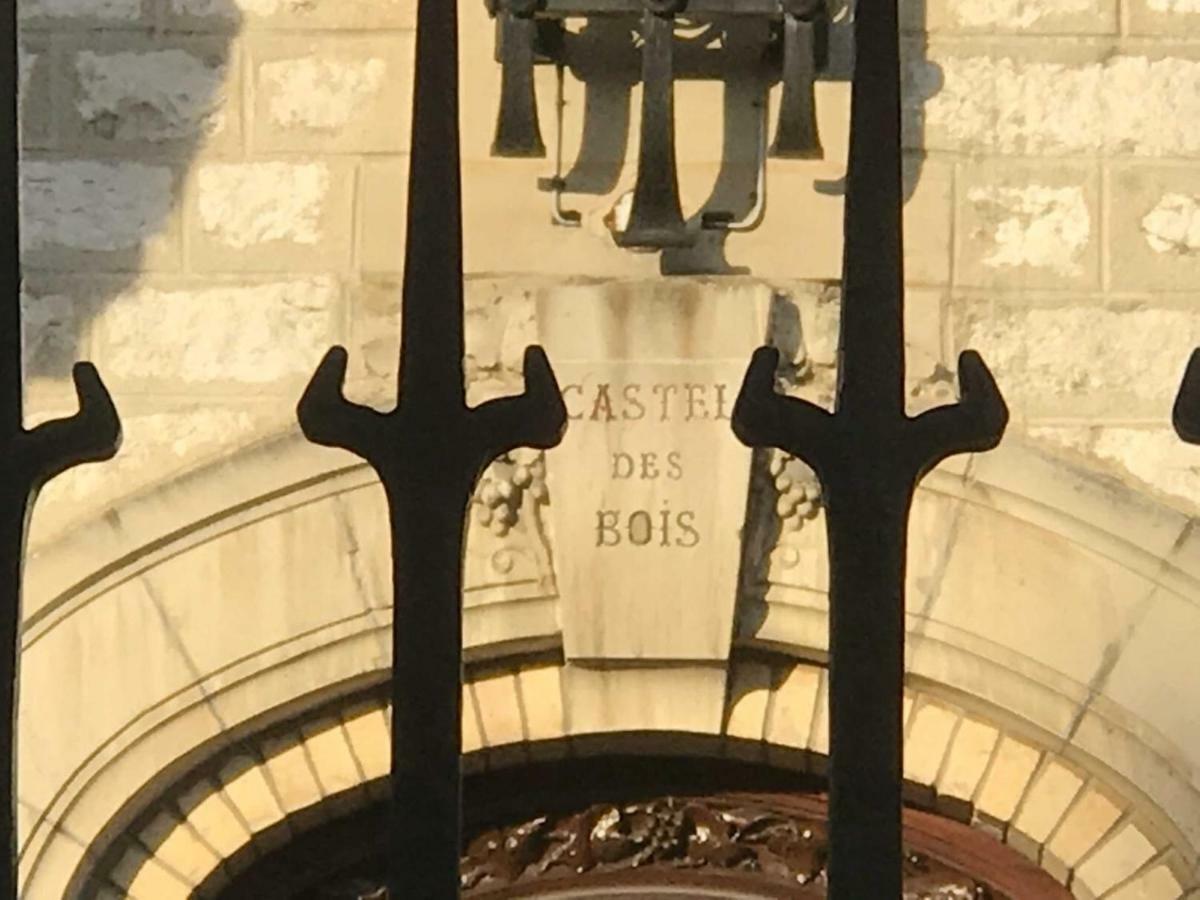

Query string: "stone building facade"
[11, 0, 1200, 896]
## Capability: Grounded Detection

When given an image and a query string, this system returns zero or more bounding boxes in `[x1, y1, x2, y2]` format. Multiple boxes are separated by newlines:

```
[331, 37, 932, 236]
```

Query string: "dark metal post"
[0, 5, 122, 897]
[770, 0, 825, 159]
[296, 0, 567, 896]
[492, 0, 547, 157]
[730, 0, 1008, 895]
[617, 0, 693, 248]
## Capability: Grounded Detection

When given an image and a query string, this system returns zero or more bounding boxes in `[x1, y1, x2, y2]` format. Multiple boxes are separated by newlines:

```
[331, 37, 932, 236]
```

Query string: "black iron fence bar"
[729, 0, 1009, 895]
[0, 6, 122, 899]
[295, 0, 568, 895]
[1174, 351, 1200, 443]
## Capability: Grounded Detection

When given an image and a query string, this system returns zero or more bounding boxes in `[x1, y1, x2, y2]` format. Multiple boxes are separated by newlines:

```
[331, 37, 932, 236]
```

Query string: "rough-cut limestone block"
[563, 665, 726, 736]
[22, 0, 145, 26]
[356, 160, 408, 275]
[61, 39, 238, 154]
[166, 0, 414, 31]
[903, 160, 954, 287]
[178, 781, 251, 860]
[955, 161, 1099, 291]
[1130, 0, 1200, 35]
[765, 663, 821, 750]
[118, 847, 190, 899]
[1108, 864, 1185, 900]
[251, 35, 412, 153]
[20, 41, 53, 149]
[260, 735, 324, 814]
[219, 756, 287, 835]
[910, 48, 1200, 158]
[20, 159, 179, 271]
[473, 672, 524, 747]
[916, 0, 1117, 33]
[341, 705, 390, 780]
[517, 665, 565, 743]
[975, 736, 1040, 821]
[95, 277, 339, 388]
[188, 160, 353, 272]
[1012, 761, 1084, 845]
[20, 279, 94, 384]
[1109, 164, 1200, 291]
[1074, 822, 1159, 897]
[302, 719, 362, 797]
[903, 701, 959, 786]
[725, 662, 772, 742]
[1046, 788, 1124, 869]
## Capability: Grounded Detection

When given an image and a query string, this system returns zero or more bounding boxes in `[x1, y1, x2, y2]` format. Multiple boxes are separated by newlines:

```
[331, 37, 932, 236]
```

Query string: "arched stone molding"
[80, 659, 1195, 899]
[16, 434, 1200, 897]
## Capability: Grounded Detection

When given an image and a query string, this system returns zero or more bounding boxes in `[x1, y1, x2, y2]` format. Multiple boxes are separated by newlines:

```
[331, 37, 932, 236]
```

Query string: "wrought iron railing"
[1, 0, 1198, 897]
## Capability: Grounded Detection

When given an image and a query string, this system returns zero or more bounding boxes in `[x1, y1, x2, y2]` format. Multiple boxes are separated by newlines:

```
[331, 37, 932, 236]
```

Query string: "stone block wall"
[902, 0, 1200, 513]
[14, 0, 1200, 534]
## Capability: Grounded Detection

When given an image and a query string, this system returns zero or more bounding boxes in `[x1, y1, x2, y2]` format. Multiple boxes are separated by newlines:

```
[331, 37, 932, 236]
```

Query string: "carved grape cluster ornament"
[472, 451, 550, 538]
[769, 450, 823, 533]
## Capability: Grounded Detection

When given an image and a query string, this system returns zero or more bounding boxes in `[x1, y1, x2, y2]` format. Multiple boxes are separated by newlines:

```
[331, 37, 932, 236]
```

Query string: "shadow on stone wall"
[546, 0, 941, 275]
[18, 2, 242, 403]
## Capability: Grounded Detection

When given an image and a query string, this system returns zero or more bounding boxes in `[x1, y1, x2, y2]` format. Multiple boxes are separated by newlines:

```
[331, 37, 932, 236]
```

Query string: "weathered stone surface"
[563, 664, 727, 734]
[251, 36, 412, 152]
[64, 42, 236, 152]
[903, 701, 959, 785]
[955, 301, 1200, 419]
[937, 718, 999, 802]
[20, 160, 179, 269]
[22, 0, 144, 25]
[190, 160, 353, 270]
[20, 42, 53, 149]
[167, 0, 414, 30]
[975, 735, 1040, 822]
[260, 735, 323, 814]
[955, 162, 1099, 289]
[1108, 864, 1185, 900]
[1074, 822, 1159, 896]
[340, 705, 389, 782]
[909, 49, 1200, 157]
[33, 405, 273, 536]
[356, 158, 408, 276]
[517, 665, 564, 743]
[96, 277, 338, 385]
[918, 0, 1117, 33]
[143, 810, 221, 887]
[219, 756, 287, 834]
[764, 663, 822, 751]
[1012, 761, 1084, 845]
[539, 282, 767, 660]
[20, 284, 91, 382]
[177, 782, 251, 860]
[1046, 788, 1124, 869]
[1109, 164, 1200, 291]
[1130, 0, 1200, 34]
[302, 719, 362, 797]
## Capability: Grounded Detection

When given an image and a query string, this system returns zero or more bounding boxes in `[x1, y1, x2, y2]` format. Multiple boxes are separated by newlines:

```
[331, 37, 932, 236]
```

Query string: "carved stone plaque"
[538, 284, 769, 660]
